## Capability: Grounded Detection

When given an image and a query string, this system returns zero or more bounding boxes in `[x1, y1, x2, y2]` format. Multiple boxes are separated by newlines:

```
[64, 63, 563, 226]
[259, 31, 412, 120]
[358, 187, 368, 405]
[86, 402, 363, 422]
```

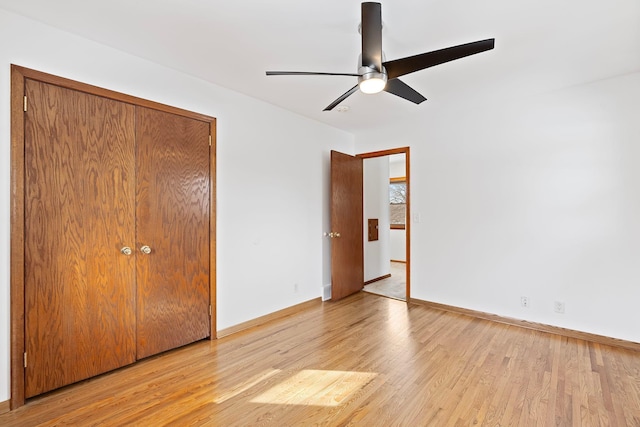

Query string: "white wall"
[363, 157, 390, 282]
[389, 156, 406, 179]
[0, 9, 354, 402]
[390, 229, 406, 262]
[355, 72, 640, 343]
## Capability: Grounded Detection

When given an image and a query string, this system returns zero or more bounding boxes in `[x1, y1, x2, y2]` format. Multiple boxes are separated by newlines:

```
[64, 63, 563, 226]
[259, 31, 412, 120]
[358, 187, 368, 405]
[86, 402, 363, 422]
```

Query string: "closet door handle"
[140, 245, 152, 254]
[121, 247, 132, 256]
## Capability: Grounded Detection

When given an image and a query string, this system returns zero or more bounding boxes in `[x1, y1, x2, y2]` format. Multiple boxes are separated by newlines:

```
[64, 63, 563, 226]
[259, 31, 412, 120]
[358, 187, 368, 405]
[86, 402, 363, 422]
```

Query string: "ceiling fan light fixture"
[359, 77, 386, 94]
[358, 66, 387, 94]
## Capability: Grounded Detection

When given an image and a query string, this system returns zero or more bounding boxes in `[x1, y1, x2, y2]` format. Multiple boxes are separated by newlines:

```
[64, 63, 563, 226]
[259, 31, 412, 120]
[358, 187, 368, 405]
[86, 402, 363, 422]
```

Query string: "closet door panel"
[136, 107, 211, 359]
[24, 80, 137, 397]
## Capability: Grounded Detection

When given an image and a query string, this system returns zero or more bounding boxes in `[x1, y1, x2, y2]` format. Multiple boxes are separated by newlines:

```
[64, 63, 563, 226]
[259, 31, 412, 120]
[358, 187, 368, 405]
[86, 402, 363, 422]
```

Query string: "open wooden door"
[330, 151, 364, 300]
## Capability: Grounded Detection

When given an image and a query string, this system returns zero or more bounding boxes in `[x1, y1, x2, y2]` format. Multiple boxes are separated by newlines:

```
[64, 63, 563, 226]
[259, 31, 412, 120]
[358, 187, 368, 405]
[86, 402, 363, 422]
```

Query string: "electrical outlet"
[521, 296, 529, 308]
[554, 301, 565, 314]
[294, 283, 299, 293]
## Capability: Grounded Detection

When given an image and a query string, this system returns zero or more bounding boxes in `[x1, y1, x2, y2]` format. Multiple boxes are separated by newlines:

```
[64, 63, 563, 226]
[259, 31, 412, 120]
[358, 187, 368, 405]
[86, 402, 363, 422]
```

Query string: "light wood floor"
[2, 292, 639, 426]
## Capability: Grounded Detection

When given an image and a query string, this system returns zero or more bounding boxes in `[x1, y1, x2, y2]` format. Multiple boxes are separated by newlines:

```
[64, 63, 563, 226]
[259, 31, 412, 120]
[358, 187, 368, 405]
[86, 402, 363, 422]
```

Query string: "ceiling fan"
[266, 2, 495, 111]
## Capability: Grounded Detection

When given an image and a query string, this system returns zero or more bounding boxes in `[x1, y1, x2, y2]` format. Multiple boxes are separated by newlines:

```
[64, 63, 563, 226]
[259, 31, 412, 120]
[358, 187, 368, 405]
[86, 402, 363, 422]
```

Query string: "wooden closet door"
[135, 107, 211, 359]
[24, 80, 137, 398]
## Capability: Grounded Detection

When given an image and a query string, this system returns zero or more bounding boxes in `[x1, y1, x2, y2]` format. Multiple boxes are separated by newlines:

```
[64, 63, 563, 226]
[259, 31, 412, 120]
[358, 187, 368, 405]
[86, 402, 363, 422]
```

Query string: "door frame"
[9, 65, 217, 409]
[357, 147, 410, 301]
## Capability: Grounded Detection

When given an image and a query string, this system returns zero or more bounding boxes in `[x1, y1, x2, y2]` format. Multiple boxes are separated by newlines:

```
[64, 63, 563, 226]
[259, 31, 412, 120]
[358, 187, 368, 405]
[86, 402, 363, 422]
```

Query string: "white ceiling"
[1, 0, 639, 133]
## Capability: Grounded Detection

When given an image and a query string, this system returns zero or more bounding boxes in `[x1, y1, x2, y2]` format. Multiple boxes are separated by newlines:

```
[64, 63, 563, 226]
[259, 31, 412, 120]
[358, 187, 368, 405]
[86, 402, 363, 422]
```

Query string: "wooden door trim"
[9, 65, 217, 409]
[11, 65, 214, 122]
[356, 147, 411, 301]
[10, 65, 27, 410]
[209, 123, 217, 340]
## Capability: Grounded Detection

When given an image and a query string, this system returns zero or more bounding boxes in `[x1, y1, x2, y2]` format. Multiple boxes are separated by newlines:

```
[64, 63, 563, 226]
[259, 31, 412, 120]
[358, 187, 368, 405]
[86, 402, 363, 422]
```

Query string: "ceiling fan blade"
[323, 85, 359, 111]
[266, 71, 360, 77]
[383, 38, 495, 80]
[384, 78, 427, 105]
[361, 2, 383, 71]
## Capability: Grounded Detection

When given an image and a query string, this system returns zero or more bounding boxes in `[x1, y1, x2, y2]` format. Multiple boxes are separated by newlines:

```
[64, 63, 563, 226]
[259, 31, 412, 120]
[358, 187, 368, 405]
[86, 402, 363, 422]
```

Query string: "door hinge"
[209, 305, 212, 317]
[23, 96, 27, 112]
[23, 352, 27, 368]
[208, 135, 212, 147]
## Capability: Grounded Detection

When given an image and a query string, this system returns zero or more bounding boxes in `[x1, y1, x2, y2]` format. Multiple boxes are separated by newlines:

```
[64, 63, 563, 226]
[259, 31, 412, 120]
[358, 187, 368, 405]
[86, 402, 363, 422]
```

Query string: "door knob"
[140, 245, 152, 254]
[328, 232, 341, 238]
[121, 247, 132, 255]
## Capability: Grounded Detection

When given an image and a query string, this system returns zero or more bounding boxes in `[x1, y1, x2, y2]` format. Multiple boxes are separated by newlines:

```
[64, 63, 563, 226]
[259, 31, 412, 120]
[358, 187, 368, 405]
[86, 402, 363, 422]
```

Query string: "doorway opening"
[357, 148, 410, 301]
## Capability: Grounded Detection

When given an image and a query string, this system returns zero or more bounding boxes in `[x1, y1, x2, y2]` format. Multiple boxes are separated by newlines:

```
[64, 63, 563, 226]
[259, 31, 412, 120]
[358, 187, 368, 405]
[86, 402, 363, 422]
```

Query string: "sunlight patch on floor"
[213, 369, 281, 404]
[250, 370, 377, 407]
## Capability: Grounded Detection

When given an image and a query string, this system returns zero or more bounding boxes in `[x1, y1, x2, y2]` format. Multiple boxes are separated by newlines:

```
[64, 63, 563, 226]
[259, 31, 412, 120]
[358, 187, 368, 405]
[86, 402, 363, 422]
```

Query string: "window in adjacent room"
[389, 177, 406, 229]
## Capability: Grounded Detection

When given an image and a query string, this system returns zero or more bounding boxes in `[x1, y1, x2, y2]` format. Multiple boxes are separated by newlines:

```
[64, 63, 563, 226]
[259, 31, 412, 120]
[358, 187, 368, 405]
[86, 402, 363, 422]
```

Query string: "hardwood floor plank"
[1, 292, 639, 426]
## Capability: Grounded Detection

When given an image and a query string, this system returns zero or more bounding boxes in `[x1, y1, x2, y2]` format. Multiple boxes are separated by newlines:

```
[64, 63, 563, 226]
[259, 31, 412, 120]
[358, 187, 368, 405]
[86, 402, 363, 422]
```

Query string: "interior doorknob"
[140, 245, 152, 254]
[120, 247, 132, 255]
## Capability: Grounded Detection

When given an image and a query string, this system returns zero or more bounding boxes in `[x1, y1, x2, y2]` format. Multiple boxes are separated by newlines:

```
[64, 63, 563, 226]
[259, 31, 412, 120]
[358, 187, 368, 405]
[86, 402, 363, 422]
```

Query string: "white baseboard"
[322, 283, 331, 301]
